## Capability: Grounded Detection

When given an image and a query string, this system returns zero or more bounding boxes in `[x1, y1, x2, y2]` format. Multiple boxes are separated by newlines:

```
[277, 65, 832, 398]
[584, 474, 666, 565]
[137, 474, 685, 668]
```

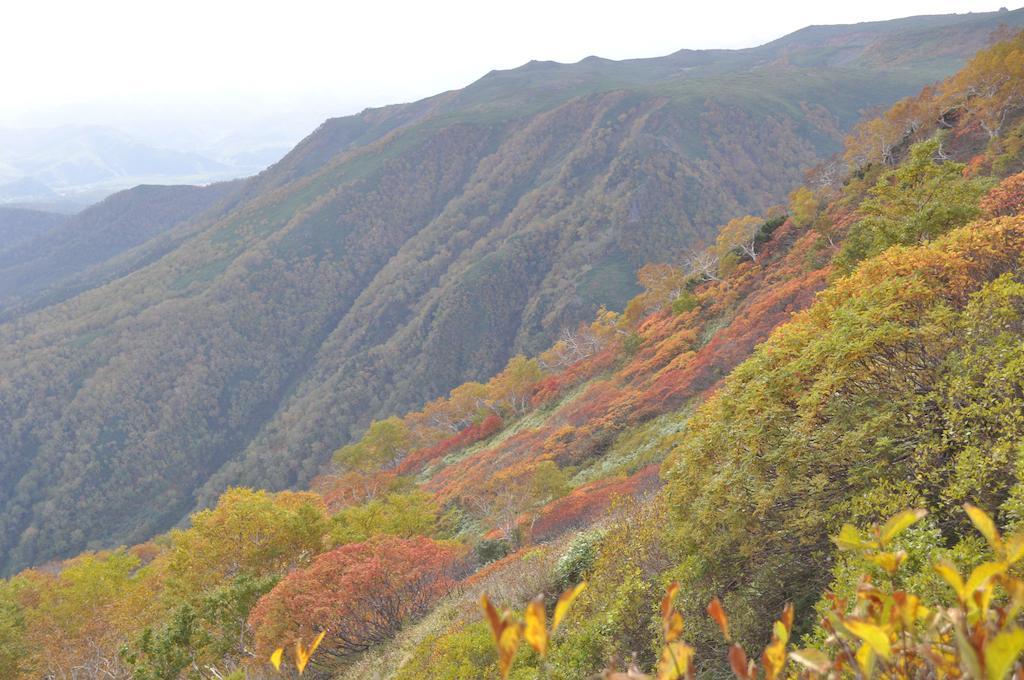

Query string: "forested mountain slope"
[0, 181, 245, 319]
[0, 207, 68, 252]
[5, 24, 1024, 680]
[1, 10, 1022, 574]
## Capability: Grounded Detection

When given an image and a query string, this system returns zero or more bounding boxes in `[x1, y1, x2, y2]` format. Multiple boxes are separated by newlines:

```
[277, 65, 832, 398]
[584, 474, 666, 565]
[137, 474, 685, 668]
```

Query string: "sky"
[2, 0, 1017, 149]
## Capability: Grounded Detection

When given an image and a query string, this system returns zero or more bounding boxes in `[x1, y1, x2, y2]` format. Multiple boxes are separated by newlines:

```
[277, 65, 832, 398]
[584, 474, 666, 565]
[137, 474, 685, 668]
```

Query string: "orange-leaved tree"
[250, 536, 465, 665]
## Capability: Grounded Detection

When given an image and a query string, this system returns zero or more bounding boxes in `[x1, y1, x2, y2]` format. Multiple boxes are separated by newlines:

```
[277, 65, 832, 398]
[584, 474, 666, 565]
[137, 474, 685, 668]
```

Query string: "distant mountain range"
[1, 8, 1022, 573]
[0, 125, 283, 209]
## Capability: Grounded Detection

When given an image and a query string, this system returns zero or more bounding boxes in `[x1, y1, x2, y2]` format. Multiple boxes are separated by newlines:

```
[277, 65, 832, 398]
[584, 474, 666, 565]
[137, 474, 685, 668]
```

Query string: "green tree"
[333, 417, 413, 472]
[836, 138, 992, 272]
[123, 573, 278, 680]
[166, 488, 328, 596]
[330, 490, 442, 544]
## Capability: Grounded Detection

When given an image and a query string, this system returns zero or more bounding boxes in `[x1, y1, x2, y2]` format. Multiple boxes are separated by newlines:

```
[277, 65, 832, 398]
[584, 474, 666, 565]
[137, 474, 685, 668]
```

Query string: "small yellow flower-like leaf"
[552, 582, 586, 633]
[966, 503, 1003, 552]
[965, 561, 1008, 599]
[1006, 533, 1024, 565]
[661, 582, 680, 621]
[763, 637, 787, 679]
[657, 641, 694, 680]
[779, 603, 794, 636]
[789, 647, 831, 674]
[664, 611, 684, 643]
[482, 594, 503, 639]
[879, 509, 927, 546]
[481, 593, 523, 678]
[270, 647, 284, 671]
[707, 597, 730, 641]
[308, 630, 326, 655]
[1004, 576, 1024, 619]
[855, 642, 876, 677]
[295, 631, 326, 675]
[893, 592, 928, 629]
[292, 631, 326, 675]
[844, 620, 891, 660]
[524, 596, 547, 657]
[984, 628, 1024, 680]
[869, 550, 908, 575]
[834, 524, 870, 551]
[497, 621, 522, 679]
[761, 604, 794, 680]
[935, 560, 967, 601]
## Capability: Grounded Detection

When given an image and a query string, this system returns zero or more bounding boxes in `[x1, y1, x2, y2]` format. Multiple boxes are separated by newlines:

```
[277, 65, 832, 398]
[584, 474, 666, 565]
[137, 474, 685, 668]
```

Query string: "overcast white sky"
[2, 0, 1017, 147]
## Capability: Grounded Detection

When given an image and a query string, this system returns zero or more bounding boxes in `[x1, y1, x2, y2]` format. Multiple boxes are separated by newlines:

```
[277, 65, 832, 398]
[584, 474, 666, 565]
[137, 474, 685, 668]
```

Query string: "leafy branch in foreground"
[269, 630, 325, 675]
[480, 583, 588, 679]
[479, 505, 1024, 679]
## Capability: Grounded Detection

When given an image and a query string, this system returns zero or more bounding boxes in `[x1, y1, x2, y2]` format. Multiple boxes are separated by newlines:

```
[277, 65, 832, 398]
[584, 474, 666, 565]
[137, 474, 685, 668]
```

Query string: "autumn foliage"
[394, 414, 504, 475]
[8, 29, 1024, 680]
[248, 536, 465, 662]
[982, 171, 1024, 216]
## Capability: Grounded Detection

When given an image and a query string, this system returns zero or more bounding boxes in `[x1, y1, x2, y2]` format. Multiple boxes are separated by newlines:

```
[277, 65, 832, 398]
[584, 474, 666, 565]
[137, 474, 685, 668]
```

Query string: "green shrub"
[475, 538, 512, 565]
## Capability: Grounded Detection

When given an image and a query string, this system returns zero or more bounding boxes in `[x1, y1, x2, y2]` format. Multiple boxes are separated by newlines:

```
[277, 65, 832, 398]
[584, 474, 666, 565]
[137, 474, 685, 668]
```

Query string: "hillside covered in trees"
[6, 23, 1024, 680]
[0, 181, 245, 319]
[1, 9, 1023, 575]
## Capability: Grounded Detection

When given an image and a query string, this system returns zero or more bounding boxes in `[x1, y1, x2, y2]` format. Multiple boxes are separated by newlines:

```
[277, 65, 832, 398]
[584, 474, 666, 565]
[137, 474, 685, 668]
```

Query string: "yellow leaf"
[780, 603, 794, 635]
[664, 611, 684, 643]
[843, 620, 891, 660]
[270, 647, 283, 671]
[763, 636, 787, 680]
[661, 582, 680, 622]
[935, 560, 967, 601]
[965, 561, 1008, 598]
[893, 592, 927, 629]
[295, 632, 326, 675]
[657, 641, 694, 680]
[966, 503, 1004, 551]
[772, 620, 790, 647]
[524, 597, 547, 657]
[307, 630, 325, 657]
[1006, 534, 1024, 564]
[855, 643, 876, 677]
[761, 604, 794, 680]
[834, 524, 870, 551]
[481, 594, 503, 641]
[880, 509, 927, 546]
[1004, 577, 1024, 619]
[790, 647, 831, 674]
[869, 550, 907, 575]
[295, 631, 325, 676]
[481, 591, 522, 676]
[553, 582, 587, 632]
[985, 628, 1024, 680]
[497, 622, 522, 680]
[707, 597, 730, 641]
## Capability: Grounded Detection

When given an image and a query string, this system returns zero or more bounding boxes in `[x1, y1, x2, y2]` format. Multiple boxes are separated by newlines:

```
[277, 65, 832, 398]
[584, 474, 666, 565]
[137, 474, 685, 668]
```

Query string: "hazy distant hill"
[0, 126, 250, 204]
[0, 9, 1021, 573]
